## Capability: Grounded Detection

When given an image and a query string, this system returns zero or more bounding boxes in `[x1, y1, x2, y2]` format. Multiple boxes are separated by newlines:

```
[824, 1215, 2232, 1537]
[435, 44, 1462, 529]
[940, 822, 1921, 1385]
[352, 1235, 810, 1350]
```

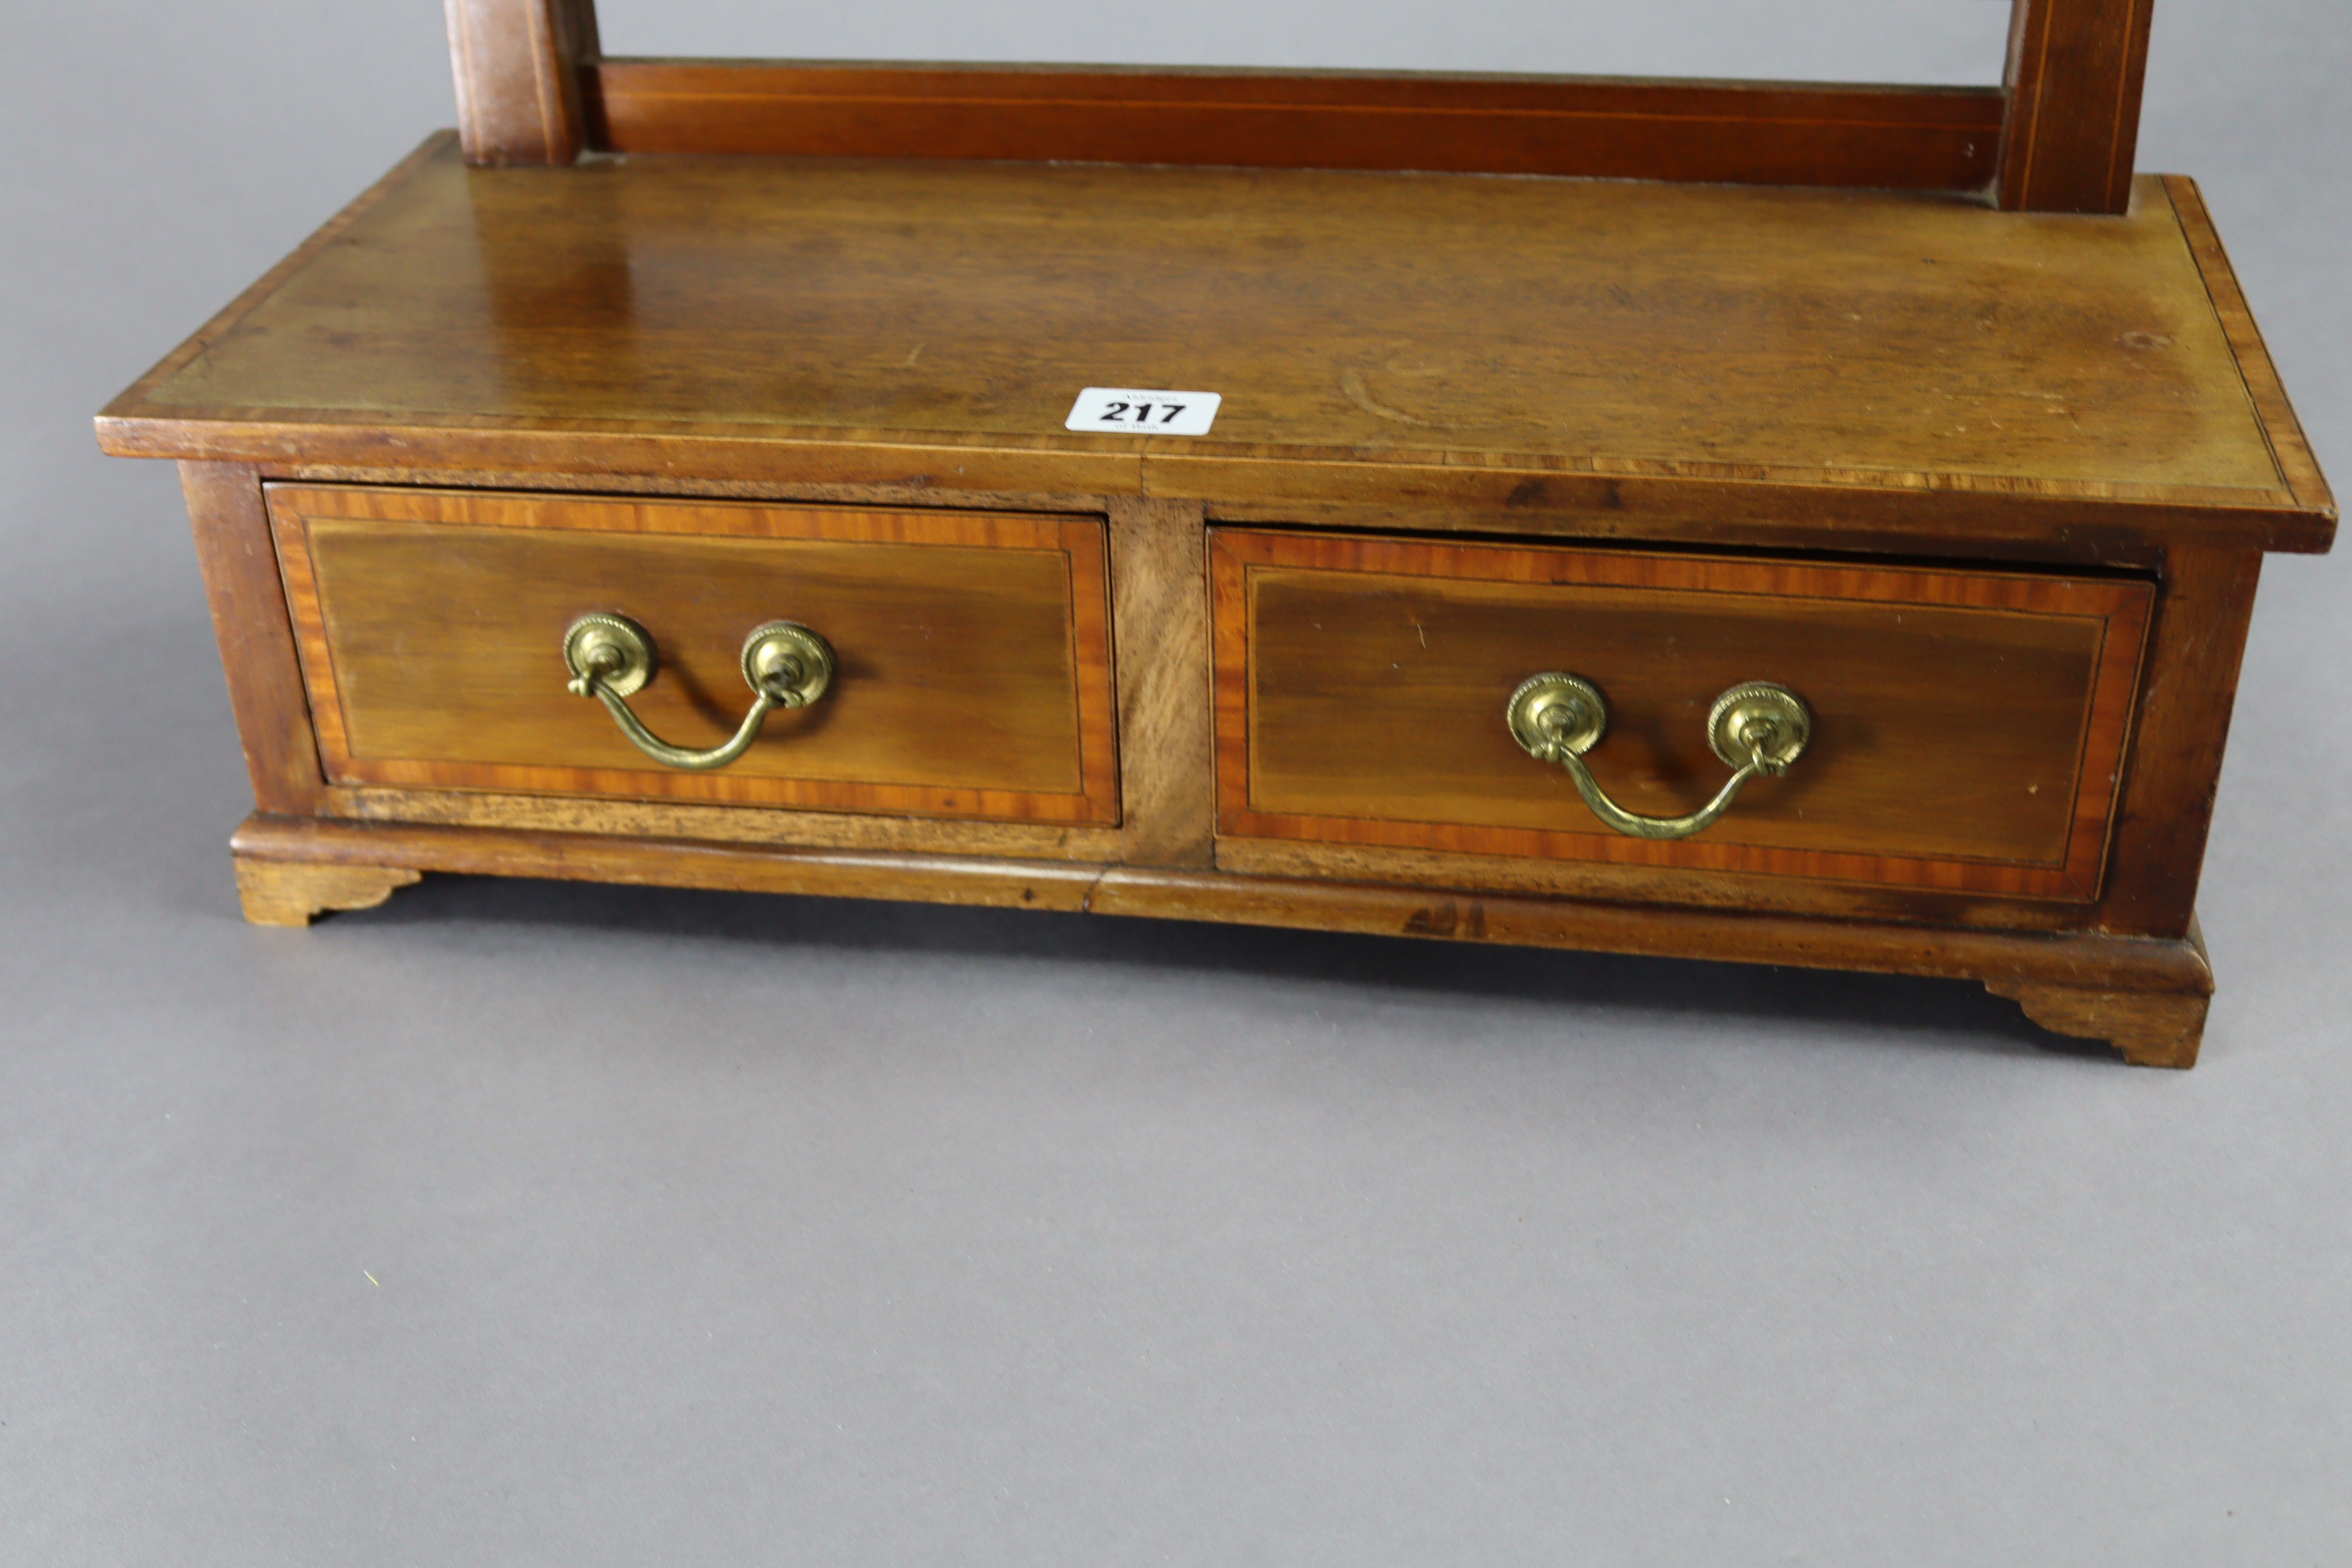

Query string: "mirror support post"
[447, 0, 598, 167]
[1997, 0, 2157, 214]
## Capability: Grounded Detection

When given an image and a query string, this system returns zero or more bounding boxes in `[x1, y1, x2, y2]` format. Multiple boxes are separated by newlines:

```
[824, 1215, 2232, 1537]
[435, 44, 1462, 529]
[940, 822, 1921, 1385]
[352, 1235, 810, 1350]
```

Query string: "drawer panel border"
[1209, 528, 2153, 900]
[268, 484, 1121, 826]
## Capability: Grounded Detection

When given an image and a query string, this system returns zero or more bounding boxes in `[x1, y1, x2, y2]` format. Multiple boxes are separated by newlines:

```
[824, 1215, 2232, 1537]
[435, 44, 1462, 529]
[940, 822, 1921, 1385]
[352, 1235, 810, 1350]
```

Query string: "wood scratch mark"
[1341, 367, 1447, 429]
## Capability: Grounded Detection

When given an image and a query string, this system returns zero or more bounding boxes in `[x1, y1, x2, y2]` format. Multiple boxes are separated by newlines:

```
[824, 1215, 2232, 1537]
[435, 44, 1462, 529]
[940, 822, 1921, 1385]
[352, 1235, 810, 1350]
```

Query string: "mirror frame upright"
[443, 0, 2153, 214]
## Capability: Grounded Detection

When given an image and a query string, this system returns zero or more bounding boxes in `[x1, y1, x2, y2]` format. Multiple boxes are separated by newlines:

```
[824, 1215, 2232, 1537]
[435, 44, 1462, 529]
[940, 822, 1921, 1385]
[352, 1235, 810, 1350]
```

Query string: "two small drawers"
[270, 483, 2153, 905]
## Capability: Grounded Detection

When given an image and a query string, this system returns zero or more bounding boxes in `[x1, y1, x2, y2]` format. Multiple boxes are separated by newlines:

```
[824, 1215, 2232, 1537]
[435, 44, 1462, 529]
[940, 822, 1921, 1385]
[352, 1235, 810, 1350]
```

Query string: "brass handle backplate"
[562, 612, 836, 771]
[1506, 673, 1811, 841]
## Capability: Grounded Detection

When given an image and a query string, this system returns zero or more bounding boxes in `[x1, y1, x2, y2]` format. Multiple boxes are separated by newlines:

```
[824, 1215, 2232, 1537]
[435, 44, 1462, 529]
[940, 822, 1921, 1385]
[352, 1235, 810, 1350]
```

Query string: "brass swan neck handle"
[563, 612, 836, 772]
[1506, 673, 1811, 842]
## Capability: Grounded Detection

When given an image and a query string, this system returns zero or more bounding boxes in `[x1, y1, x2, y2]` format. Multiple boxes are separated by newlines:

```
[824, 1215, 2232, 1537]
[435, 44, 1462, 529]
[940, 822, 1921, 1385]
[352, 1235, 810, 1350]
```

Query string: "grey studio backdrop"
[3, 2, 2346, 1562]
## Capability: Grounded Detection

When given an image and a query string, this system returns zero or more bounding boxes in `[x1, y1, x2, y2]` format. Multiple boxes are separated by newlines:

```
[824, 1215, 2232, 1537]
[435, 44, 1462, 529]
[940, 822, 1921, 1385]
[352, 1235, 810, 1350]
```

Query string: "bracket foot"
[233, 855, 421, 927]
[1989, 981, 2209, 1069]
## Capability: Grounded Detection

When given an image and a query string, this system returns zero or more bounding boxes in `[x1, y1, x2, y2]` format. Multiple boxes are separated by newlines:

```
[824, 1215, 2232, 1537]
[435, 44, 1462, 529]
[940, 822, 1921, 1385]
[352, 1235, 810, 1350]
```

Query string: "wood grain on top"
[100, 137, 2326, 538]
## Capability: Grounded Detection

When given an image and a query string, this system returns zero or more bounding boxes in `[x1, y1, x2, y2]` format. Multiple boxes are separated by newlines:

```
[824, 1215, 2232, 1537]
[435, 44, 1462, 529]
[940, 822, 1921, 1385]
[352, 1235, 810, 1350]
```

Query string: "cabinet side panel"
[179, 462, 324, 815]
[2094, 546, 2263, 936]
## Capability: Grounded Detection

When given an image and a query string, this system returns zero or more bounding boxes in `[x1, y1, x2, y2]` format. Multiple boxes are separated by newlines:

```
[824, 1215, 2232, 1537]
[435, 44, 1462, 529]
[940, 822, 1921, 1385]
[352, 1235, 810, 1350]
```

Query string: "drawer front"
[270, 486, 1118, 824]
[1211, 530, 2153, 899]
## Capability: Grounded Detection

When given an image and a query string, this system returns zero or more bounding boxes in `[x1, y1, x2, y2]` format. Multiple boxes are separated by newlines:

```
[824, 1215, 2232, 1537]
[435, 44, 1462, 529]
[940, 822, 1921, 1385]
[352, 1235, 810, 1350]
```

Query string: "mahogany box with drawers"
[97, 0, 2335, 1065]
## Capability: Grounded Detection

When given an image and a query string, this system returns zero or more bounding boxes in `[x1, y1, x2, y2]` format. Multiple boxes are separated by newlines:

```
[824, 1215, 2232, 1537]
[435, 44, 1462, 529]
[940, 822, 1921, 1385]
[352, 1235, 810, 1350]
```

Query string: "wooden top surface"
[102, 134, 2331, 548]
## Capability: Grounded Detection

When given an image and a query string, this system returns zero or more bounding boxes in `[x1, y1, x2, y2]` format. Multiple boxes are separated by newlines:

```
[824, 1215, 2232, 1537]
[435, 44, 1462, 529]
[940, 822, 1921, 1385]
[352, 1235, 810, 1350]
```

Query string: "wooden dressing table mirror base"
[101, 0, 2335, 1068]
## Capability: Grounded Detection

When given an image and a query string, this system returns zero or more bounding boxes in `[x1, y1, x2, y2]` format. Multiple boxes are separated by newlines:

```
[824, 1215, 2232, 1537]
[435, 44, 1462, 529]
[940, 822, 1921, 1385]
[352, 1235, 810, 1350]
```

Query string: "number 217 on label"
[1065, 387, 1222, 436]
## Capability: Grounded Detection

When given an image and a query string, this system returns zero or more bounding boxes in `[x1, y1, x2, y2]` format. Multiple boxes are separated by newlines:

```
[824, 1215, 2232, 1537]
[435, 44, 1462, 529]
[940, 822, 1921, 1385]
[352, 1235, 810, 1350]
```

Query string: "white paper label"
[1065, 387, 1222, 436]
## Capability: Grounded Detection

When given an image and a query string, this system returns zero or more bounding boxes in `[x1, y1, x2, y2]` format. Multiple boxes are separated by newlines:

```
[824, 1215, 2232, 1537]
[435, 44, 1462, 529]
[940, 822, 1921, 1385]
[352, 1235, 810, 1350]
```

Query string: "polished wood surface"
[288, 532, 2254, 942]
[2000, 0, 2154, 215]
[2166, 177, 2336, 517]
[269, 486, 1119, 824]
[1213, 530, 2151, 899]
[1211, 835, 2065, 933]
[476, 0, 2146, 209]
[586, 62, 2003, 193]
[445, 0, 596, 166]
[258, 458, 2309, 568]
[2090, 545, 2262, 934]
[1108, 499, 1216, 868]
[327, 786, 1125, 862]
[228, 812, 2217, 1065]
[234, 814, 1108, 918]
[97, 139, 2332, 554]
[1202, 536, 2262, 947]
[179, 463, 325, 816]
